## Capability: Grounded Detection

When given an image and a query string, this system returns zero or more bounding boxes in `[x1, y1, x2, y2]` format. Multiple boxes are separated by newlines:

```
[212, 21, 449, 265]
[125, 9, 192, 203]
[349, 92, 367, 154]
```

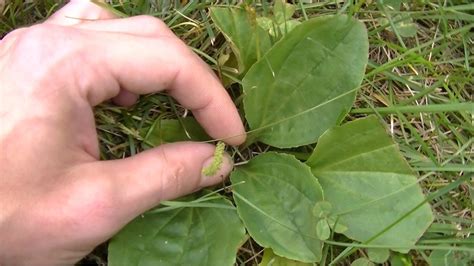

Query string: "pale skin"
[0, 0, 246, 264]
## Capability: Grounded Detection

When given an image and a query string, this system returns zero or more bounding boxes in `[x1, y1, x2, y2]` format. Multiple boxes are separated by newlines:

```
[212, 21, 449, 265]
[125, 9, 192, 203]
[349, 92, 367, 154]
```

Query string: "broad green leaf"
[351, 258, 375, 266]
[231, 152, 324, 262]
[108, 197, 246, 266]
[144, 117, 209, 146]
[307, 116, 433, 249]
[243, 15, 368, 148]
[210, 7, 272, 75]
[273, 0, 296, 24]
[259, 248, 312, 266]
[368, 248, 390, 263]
[428, 248, 474, 266]
[316, 219, 330, 240]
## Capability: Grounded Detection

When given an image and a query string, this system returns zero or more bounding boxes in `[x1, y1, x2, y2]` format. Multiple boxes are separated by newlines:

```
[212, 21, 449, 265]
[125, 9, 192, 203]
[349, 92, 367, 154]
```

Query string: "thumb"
[78, 142, 233, 222]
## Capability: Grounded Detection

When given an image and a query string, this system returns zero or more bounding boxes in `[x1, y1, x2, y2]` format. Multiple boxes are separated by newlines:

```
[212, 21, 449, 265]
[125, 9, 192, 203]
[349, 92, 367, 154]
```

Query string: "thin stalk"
[351, 103, 473, 114]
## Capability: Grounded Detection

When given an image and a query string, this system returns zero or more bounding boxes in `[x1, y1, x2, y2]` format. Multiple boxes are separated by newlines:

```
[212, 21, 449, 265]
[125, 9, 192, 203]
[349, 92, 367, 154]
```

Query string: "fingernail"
[201, 153, 233, 180]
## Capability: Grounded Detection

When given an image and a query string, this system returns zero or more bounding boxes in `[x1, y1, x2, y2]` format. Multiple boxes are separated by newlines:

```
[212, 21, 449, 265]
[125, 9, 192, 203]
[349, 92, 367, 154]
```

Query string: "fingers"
[85, 31, 245, 145]
[76, 142, 233, 222]
[46, 1, 246, 144]
[46, 0, 116, 26]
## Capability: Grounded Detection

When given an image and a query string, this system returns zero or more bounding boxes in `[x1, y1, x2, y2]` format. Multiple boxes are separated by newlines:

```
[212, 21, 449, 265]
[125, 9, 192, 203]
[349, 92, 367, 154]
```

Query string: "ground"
[1, 0, 472, 265]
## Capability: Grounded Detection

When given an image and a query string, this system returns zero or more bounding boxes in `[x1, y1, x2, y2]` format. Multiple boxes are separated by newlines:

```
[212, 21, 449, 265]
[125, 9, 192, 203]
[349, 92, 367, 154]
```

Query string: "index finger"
[84, 30, 246, 145]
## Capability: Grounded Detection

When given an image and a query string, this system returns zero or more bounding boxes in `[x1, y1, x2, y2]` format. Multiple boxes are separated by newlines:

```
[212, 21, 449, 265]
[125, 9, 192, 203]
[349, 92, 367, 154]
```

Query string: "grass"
[1, 0, 472, 265]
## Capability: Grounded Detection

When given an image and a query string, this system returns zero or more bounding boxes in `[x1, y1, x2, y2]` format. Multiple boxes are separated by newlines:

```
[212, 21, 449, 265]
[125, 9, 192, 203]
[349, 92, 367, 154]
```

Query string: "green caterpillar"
[202, 141, 226, 176]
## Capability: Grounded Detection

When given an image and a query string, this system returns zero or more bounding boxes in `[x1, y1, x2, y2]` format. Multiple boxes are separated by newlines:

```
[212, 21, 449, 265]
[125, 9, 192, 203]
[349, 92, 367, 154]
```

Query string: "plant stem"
[351, 103, 473, 114]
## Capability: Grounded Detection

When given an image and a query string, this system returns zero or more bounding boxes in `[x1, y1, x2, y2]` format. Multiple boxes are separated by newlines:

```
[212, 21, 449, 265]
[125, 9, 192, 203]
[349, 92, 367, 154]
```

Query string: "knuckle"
[135, 15, 169, 35]
[4, 24, 88, 92]
[18, 24, 54, 42]
[17, 24, 83, 54]
[161, 36, 193, 65]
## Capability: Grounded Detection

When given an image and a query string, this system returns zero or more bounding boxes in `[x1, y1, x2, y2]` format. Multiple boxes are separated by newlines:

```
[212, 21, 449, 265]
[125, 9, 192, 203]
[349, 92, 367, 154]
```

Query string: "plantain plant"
[108, 2, 435, 265]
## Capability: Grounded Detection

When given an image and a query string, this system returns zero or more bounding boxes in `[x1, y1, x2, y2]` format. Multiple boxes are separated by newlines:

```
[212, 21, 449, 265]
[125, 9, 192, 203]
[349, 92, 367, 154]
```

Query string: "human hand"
[0, 0, 245, 264]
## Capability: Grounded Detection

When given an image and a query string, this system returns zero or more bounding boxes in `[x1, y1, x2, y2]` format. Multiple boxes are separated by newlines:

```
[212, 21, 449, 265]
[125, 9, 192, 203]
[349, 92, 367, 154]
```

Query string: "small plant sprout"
[202, 141, 226, 176]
